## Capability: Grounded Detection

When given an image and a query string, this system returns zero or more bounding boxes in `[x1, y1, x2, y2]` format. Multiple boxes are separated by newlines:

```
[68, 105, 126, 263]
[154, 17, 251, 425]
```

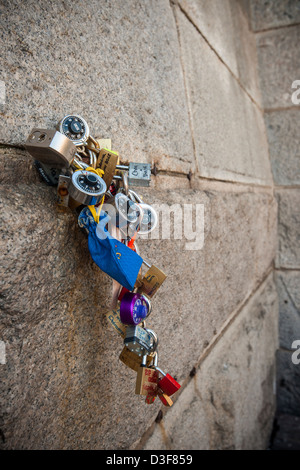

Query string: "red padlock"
[157, 372, 181, 396]
[118, 286, 130, 302]
[152, 354, 181, 397]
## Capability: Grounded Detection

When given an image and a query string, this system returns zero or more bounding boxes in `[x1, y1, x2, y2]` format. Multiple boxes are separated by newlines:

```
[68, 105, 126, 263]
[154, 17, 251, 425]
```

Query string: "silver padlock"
[128, 189, 158, 235]
[124, 325, 158, 356]
[105, 191, 142, 238]
[67, 169, 107, 205]
[113, 163, 151, 187]
[25, 128, 77, 168]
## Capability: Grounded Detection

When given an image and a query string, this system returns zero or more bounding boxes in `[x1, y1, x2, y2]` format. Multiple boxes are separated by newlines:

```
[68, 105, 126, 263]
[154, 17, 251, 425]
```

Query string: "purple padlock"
[120, 292, 151, 325]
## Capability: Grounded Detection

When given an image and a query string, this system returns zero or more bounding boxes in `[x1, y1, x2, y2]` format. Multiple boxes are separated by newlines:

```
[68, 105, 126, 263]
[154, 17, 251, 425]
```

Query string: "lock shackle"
[144, 328, 158, 352]
[88, 135, 99, 149]
[128, 189, 142, 204]
[121, 171, 129, 196]
[87, 149, 97, 169]
[133, 241, 140, 255]
[150, 351, 158, 368]
[72, 157, 89, 170]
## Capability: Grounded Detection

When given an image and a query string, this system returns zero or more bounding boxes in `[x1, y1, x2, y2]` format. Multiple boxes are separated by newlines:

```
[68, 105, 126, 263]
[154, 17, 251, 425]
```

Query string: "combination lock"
[58, 114, 90, 146]
[69, 170, 107, 205]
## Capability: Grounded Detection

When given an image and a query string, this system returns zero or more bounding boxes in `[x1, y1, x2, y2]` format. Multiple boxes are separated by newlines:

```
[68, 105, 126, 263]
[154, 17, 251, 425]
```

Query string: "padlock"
[57, 174, 70, 207]
[135, 352, 159, 396]
[129, 190, 158, 235]
[119, 346, 153, 372]
[68, 169, 107, 205]
[58, 114, 90, 146]
[154, 365, 181, 397]
[128, 162, 151, 187]
[120, 292, 151, 325]
[105, 191, 142, 239]
[113, 163, 151, 187]
[145, 394, 157, 404]
[34, 160, 61, 186]
[157, 390, 173, 407]
[150, 353, 179, 401]
[118, 286, 130, 302]
[95, 138, 112, 151]
[96, 148, 120, 187]
[25, 128, 77, 168]
[138, 263, 167, 298]
[124, 325, 157, 356]
[105, 304, 127, 338]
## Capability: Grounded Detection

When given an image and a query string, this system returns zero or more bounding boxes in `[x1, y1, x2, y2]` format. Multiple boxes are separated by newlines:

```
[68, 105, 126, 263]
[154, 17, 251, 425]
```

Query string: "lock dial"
[69, 170, 107, 205]
[59, 115, 89, 146]
[73, 170, 106, 195]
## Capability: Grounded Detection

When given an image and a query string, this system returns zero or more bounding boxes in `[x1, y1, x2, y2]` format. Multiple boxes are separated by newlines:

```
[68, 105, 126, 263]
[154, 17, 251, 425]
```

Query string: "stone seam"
[176, 2, 263, 112]
[170, 1, 199, 176]
[136, 266, 275, 449]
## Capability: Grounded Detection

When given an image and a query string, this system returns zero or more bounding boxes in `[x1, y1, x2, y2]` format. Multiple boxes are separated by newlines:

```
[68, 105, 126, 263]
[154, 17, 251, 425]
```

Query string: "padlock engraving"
[96, 148, 119, 187]
[105, 305, 127, 338]
[138, 265, 167, 298]
[128, 163, 151, 187]
[135, 354, 159, 396]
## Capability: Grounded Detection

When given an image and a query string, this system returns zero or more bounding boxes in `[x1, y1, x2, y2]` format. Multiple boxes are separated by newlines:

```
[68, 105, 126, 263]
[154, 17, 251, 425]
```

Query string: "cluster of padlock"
[25, 114, 181, 406]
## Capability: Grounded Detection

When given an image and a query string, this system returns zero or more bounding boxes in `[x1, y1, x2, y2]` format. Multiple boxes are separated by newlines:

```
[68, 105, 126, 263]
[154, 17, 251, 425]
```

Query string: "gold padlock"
[135, 353, 159, 396]
[138, 264, 167, 298]
[105, 304, 127, 338]
[119, 346, 153, 372]
[96, 148, 120, 187]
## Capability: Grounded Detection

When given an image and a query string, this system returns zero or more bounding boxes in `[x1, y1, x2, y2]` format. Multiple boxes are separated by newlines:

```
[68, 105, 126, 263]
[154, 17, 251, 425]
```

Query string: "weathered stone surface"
[0, 0, 194, 174]
[277, 350, 300, 417]
[176, 9, 273, 186]
[265, 109, 300, 186]
[137, 184, 277, 389]
[143, 274, 278, 449]
[276, 270, 300, 350]
[178, 0, 262, 103]
[276, 189, 300, 269]
[0, 149, 276, 449]
[251, 0, 300, 32]
[256, 26, 300, 109]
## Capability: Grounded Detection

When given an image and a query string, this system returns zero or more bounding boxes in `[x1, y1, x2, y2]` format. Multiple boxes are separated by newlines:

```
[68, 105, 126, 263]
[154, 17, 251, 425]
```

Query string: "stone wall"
[253, 0, 300, 424]
[0, 0, 278, 449]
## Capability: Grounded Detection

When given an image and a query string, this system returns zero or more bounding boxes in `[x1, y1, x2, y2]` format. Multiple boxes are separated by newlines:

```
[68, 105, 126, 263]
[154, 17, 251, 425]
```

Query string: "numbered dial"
[59, 115, 89, 146]
[72, 170, 106, 195]
[120, 293, 151, 325]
